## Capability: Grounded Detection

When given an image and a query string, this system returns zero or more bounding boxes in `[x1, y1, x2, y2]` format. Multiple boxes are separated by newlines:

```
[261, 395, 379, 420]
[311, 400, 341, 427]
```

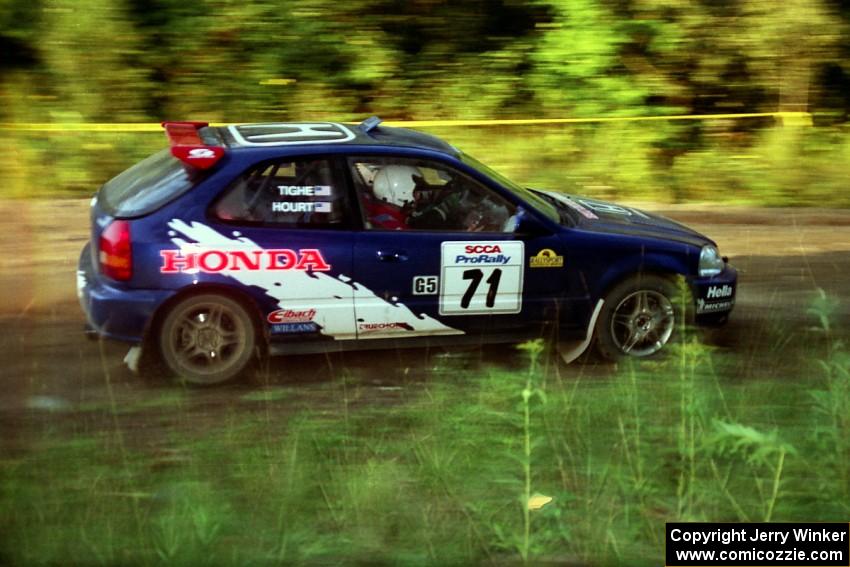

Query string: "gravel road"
[1, 199, 848, 429]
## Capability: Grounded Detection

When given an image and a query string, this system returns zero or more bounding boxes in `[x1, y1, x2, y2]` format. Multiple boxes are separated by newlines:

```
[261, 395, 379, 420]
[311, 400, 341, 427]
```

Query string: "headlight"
[699, 245, 724, 277]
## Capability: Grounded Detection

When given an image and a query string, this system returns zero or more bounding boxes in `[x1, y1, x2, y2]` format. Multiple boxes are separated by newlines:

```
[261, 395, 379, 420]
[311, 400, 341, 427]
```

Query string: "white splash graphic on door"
[167, 220, 462, 339]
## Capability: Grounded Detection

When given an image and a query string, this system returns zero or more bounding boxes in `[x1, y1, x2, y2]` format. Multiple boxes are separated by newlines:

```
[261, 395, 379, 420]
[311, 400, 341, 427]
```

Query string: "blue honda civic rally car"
[78, 117, 737, 385]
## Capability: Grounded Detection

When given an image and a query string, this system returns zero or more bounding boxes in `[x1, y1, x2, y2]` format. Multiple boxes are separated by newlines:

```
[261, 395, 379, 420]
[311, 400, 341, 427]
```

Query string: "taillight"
[99, 220, 132, 281]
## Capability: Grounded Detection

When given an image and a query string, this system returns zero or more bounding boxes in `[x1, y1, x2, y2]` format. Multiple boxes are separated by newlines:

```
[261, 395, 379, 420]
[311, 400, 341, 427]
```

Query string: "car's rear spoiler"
[162, 121, 225, 170]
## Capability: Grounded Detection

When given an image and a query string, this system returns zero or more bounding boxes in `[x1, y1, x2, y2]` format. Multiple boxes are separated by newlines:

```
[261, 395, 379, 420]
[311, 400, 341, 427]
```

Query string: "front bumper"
[77, 243, 175, 343]
[689, 263, 738, 326]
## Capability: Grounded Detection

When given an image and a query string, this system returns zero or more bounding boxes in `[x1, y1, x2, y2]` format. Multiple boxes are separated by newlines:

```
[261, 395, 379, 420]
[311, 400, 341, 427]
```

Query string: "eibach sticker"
[268, 308, 320, 334]
[267, 308, 317, 324]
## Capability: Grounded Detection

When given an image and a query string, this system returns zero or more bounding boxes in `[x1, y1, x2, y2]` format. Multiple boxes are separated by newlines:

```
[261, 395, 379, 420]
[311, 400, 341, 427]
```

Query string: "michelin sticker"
[697, 299, 735, 314]
[439, 242, 524, 316]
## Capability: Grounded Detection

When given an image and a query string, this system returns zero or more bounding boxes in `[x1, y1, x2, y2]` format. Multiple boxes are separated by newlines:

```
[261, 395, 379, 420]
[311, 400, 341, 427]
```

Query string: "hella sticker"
[529, 249, 564, 268]
[706, 285, 734, 299]
[160, 248, 331, 273]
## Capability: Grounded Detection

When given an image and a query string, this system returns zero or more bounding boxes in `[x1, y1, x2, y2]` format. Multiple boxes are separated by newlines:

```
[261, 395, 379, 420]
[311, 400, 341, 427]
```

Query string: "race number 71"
[439, 241, 524, 316]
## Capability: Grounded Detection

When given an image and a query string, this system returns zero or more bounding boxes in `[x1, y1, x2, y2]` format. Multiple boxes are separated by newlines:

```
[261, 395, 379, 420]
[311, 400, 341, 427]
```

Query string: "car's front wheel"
[595, 275, 684, 360]
[158, 293, 258, 385]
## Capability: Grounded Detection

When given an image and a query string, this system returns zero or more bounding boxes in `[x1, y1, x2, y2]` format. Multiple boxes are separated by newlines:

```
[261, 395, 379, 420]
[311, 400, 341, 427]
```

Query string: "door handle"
[376, 250, 408, 262]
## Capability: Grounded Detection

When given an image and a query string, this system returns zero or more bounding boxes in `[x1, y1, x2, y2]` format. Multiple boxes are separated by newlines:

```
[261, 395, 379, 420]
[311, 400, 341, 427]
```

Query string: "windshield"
[100, 149, 201, 217]
[459, 153, 559, 223]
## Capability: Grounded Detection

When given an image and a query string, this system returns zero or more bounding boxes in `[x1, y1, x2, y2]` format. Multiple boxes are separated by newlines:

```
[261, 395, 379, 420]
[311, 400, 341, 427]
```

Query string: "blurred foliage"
[1, 0, 849, 204]
[2, 311, 850, 564]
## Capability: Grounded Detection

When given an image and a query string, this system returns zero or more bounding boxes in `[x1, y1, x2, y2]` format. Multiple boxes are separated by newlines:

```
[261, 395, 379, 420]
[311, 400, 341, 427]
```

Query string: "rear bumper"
[689, 263, 738, 326]
[77, 243, 174, 343]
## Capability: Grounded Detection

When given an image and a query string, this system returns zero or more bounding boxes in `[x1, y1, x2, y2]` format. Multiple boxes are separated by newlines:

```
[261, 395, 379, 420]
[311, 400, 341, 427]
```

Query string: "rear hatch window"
[99, 149, 205, 217]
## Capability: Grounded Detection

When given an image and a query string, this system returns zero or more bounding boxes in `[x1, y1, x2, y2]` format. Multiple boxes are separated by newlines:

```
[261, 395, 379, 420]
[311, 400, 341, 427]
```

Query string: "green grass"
[1, 299, 848, 565]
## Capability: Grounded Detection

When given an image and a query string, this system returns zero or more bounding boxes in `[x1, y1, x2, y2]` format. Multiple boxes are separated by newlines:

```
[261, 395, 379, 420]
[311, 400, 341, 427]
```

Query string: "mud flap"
[123, 346, 143, 374]
[557, 299, 604, 365]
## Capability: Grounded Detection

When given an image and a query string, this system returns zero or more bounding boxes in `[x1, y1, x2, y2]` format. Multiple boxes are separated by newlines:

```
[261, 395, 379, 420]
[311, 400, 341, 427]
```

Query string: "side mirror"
[510, 207, 549, 236]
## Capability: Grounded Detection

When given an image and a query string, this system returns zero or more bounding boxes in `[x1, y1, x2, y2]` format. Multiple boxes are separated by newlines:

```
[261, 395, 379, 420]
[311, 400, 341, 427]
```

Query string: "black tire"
[158, 293, 258, 385]
[594, 274, 687, 361]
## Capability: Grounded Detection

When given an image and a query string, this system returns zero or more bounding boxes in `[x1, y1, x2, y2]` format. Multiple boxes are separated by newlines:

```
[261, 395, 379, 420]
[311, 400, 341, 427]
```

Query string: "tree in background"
[0, 0, 849, 203]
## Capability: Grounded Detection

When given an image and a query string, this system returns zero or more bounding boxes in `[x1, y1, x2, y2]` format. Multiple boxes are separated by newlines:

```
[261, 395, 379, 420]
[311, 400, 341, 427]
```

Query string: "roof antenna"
[359, 116, 382, 134]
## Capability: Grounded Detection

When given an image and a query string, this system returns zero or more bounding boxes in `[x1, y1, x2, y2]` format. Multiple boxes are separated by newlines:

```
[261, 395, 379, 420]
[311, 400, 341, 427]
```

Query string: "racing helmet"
[372, 165, 422, 207]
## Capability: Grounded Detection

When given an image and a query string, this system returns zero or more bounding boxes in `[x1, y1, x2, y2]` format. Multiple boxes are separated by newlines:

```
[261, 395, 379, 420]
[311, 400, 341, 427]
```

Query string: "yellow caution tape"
[0, 112, 811, 132]
[0, 123, 163, 132]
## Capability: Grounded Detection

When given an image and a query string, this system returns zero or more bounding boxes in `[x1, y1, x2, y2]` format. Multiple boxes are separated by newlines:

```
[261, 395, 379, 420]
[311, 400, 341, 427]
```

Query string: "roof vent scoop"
[359, 116, 382, 134]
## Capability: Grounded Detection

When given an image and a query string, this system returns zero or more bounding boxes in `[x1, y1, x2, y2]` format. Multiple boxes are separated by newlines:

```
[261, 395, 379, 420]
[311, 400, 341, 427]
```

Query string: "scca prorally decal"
[166, 220, 463, 340]
[440, 241, 524, 316]
[160, 248, 330, 273]
[454, 244, 512, 265]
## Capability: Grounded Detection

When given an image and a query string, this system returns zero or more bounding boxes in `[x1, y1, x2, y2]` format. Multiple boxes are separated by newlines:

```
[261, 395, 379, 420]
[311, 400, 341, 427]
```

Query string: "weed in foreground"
[2, 293, 850, 565]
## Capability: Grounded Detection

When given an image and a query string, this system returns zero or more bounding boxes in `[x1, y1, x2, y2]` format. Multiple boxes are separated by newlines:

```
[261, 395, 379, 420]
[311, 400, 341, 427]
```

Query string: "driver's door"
[347, 155, 568, 341]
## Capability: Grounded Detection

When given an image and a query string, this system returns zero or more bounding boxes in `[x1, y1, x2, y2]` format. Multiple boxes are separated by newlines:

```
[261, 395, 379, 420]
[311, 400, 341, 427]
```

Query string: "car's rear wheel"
[159, 294, 257, 385]
[595, 275, 684, 360]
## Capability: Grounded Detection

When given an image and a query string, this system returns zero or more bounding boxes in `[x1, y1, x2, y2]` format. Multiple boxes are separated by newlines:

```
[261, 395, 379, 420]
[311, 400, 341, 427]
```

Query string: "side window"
[348, 156, 517, 232]
[213, 157, 348, 227]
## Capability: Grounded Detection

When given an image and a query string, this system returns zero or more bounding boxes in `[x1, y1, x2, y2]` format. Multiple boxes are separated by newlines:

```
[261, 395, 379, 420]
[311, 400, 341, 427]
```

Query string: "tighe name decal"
[160, 248, 331, 273]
